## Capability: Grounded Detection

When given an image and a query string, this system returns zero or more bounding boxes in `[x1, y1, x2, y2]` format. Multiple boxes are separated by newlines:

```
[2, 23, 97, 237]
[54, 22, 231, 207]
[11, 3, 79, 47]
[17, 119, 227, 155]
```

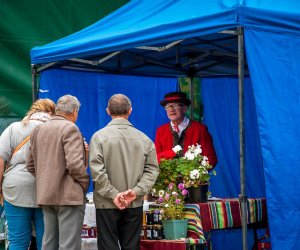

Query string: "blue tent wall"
[38, 70, 266, 199]
[202, 77, 265, 198]
[201, 76, 265, 249]
[38, 69, 178, 192]
[245, 28, 300, 250]
[38, 69, 178, 142]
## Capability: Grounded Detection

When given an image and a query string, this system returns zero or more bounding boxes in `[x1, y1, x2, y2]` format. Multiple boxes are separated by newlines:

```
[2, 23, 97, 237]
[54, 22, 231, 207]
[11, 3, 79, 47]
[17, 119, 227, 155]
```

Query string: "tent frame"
[31, 26, 248, 250]
[31, 27, 249, 102]
[237, 26, 247, 250]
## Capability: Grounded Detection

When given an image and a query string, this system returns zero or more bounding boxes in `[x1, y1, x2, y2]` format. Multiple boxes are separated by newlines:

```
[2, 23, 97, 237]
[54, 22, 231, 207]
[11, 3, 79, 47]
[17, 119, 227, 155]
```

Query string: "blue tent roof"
[31, 0, 300, 77]
[31, 0, 238, 64]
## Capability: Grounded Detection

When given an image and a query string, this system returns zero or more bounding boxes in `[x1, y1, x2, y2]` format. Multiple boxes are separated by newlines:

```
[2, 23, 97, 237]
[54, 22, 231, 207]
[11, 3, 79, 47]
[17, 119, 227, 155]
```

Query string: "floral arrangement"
[156, 182, 188, 220]
[175, 144, 216, 188]
[153, 144, 216, 193]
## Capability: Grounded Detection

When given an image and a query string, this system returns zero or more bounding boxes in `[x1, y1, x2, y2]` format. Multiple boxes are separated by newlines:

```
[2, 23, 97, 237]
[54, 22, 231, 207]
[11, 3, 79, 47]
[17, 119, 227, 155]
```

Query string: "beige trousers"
[42, 205, 85, 250]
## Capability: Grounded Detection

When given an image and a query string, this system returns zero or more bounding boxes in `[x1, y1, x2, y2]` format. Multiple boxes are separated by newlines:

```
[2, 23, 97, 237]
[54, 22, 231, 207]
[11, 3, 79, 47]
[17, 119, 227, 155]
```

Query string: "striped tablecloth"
[183, 198, 267, 241]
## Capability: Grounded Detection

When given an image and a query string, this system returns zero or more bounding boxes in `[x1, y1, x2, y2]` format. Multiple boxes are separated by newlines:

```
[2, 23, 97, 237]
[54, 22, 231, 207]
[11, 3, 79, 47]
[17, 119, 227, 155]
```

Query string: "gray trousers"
[42, 205, 85, 250]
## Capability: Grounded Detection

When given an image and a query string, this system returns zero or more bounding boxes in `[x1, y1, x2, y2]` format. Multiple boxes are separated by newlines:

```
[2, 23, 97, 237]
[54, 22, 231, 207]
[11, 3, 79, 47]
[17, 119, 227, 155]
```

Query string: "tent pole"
[238, 26, 248, 250]
[189, 76, 194, 120]
[31, 64, 38, 102]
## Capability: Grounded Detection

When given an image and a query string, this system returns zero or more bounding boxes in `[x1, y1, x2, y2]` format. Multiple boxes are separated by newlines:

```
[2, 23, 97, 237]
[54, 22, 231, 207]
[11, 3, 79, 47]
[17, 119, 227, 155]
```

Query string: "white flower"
[172, 145, 182, 154]
[184, 151, 195, 160]
[201, 156, 209, 166]
[193, 145, 202, 156]
[158, 190, 165, 197]
[202, 169, 208, 175]
[164, 204, 169, 208]
[190, 169, 200, 179]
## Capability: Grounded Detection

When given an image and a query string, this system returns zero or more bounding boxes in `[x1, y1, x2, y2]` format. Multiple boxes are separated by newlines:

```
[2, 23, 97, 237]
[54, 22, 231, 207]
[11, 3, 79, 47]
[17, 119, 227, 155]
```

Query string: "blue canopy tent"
[30, 1, 300, 249]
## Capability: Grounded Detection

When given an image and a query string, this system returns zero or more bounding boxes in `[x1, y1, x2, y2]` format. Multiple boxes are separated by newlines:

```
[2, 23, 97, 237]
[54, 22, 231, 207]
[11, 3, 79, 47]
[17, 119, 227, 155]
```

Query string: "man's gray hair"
[56, 94, 81, 114]
[107, 94, 131, 116]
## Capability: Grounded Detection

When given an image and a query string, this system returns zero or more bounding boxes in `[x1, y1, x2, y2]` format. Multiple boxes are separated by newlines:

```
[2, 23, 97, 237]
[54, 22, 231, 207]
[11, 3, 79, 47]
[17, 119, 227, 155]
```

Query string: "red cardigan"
[154, 120, 218, 166]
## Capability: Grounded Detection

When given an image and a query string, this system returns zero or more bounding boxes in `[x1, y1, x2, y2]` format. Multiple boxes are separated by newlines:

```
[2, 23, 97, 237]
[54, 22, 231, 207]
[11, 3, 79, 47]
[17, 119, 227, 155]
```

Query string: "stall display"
[81, 196, 267, 250]
[142, 197, 267, 249]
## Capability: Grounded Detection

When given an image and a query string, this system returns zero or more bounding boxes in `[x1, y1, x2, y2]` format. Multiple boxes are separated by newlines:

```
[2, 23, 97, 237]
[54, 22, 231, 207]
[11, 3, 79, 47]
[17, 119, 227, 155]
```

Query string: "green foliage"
[153, 158, 180, 193]
[153, 144, 216, 193]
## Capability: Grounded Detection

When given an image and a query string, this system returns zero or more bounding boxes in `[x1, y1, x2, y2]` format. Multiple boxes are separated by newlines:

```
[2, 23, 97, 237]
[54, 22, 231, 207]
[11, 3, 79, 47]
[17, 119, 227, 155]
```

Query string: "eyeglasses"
[164, 103, 184, 111]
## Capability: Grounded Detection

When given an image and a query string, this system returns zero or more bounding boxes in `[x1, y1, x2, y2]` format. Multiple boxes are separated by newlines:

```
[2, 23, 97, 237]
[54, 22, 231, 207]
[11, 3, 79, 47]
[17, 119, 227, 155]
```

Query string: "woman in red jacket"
[155, 91, 218, 167]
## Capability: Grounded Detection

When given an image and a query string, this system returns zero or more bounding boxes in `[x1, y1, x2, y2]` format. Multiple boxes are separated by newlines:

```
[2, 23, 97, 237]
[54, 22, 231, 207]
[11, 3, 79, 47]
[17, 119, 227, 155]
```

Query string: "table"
[142, 198, 267, 249]
[83, 198, 267, 250]
[183, 198, 267, 241]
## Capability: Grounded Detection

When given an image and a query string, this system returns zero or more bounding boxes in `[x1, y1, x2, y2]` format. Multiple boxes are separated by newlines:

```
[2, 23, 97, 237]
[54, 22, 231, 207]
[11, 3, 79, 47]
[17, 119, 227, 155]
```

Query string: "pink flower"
[165, 194, 170, 200]
[182, 189, 188, 196]
[178, 183, 185, 190]
[168, 183, 174, 190]
[158, 197, 164, 203]
[175, 199, 181, 204]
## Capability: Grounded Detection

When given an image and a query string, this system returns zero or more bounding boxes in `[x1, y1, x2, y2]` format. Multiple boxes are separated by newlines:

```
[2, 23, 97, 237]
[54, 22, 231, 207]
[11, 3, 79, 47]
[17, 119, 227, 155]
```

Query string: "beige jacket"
[27, 115, 89, 206]
[89, 118, 159, 209]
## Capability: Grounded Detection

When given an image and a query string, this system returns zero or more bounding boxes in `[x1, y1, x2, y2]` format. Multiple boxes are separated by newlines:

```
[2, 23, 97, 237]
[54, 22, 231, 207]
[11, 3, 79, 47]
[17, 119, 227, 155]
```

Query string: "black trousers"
[96, 207, 143, 250]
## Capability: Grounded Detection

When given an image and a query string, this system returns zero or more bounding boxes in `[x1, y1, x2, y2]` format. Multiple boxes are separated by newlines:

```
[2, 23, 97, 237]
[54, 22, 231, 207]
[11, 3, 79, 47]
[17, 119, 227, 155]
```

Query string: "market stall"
[31, 1, 300, 249]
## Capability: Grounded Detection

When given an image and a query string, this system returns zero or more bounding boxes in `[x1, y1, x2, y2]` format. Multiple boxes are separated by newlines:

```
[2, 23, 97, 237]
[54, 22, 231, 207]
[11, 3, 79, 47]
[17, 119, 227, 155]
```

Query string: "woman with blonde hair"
[0, 98, 55, 250]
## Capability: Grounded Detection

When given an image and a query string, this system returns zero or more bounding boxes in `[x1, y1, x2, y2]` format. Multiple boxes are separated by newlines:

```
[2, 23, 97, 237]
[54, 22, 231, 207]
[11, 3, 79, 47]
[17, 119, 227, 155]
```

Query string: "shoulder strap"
[5, 135, 30, 172]
[12, 135, 30, 156]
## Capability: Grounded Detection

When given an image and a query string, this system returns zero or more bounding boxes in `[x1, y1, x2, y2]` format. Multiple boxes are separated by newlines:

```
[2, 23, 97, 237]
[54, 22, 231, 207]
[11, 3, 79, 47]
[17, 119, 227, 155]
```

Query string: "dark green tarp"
[0, 0, 128, 119]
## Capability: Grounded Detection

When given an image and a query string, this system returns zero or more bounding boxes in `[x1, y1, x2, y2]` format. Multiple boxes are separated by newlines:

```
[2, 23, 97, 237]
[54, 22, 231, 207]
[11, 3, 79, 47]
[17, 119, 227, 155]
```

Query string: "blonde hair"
[22, 98, 56, 125]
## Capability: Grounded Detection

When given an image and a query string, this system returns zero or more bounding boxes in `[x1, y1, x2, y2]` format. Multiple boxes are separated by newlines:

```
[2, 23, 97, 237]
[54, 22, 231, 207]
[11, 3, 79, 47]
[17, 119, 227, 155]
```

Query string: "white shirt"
[171, 117, 190, 137]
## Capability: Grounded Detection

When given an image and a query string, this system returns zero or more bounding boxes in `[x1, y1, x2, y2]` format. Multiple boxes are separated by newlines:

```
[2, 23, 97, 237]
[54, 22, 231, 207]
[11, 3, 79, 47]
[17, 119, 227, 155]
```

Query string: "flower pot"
[188, 184, 209, 203]
[162, 219, 188, 240]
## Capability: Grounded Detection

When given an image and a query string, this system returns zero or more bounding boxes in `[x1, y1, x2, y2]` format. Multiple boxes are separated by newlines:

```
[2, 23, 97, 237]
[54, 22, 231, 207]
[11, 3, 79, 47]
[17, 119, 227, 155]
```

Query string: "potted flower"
[153, 144, 216, 203]
[176, 144, 216, 202]
[156, 182, 189, 239]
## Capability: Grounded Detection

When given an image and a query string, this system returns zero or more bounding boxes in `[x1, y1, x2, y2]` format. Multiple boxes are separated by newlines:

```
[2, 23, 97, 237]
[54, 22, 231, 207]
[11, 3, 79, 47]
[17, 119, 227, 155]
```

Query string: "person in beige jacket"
[89, 94, 159, 250]
[27, 94, 89, 250]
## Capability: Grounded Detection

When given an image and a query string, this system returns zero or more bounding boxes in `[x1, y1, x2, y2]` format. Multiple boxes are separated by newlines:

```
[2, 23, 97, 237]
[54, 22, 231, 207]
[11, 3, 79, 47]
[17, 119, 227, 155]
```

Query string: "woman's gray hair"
[107, 94, 131, 116]
[55, 94, 81, 114]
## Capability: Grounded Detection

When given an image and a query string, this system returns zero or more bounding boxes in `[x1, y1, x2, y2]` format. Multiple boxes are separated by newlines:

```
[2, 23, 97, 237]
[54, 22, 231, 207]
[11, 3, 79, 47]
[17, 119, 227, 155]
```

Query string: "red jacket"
[154, 120, 218, 166]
